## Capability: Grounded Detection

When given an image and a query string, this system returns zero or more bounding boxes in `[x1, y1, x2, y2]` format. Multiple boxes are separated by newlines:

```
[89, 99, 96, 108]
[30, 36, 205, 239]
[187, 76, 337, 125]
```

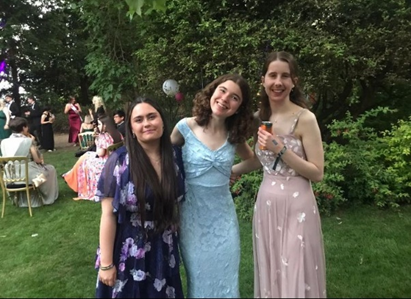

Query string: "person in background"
[1, 117, 59, 207]
[40, 107, 55, 152]
[171, 73, 255, 298]
[0, 98, 11, 144]
[232, 51, 326, 298]
[25, 95, 43, 147]
[62, 115, 122, 201]
[4, 93, 20, 119]
[95, 97, 185, 298]
[113, 109, 125, 137]
[81, 115, 95, 133]
[89, 96, 106, 123]
[64, 96, 82, 146]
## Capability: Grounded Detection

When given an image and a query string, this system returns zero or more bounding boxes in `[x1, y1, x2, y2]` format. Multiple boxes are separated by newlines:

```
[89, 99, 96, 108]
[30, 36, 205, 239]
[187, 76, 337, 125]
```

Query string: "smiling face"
[130, 102, 164, 145]
[210, 80, 243, 118]
[262, 59, 296, 103]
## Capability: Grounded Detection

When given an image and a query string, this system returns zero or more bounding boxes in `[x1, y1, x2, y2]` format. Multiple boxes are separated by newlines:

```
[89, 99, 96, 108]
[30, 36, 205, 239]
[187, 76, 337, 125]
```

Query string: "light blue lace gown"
[176, 118, 240, 298]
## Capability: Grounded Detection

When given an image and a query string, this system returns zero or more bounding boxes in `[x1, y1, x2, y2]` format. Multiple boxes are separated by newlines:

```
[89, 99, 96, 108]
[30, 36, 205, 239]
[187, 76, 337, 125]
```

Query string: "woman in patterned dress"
[95, 97, 185, 298]
[232, 51, 327, 298]
[62, 115, 122, 200]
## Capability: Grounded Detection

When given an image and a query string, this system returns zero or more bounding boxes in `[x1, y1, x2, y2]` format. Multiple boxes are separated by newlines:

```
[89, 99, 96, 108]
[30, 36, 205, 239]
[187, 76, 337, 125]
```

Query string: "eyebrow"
[133, 112, 157, 120]
[220, 86, 241, 100]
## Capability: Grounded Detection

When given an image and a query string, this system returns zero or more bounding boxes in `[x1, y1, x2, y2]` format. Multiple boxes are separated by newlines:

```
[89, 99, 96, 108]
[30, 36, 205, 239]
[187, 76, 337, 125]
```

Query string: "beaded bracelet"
[100, 263, 115, 271]
[272, 146, 288, 170]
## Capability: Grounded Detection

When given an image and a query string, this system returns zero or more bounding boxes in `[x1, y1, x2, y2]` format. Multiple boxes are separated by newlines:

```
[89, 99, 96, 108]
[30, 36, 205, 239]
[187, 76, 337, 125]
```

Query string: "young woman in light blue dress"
[171, 74, 255, 298]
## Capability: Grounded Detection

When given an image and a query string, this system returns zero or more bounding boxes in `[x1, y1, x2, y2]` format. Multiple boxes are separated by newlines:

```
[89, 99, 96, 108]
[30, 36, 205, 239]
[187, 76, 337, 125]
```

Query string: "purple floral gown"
[94, 146, 185, 298]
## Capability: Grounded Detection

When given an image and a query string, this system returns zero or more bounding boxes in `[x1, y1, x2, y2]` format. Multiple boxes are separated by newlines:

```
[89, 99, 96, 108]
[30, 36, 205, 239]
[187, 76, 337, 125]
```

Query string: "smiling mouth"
[217, 102, 228, 109]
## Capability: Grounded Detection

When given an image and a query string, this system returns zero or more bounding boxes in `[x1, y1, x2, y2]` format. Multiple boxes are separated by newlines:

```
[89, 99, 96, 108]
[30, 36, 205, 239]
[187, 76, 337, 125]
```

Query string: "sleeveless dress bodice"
[176, 118, 240, 298]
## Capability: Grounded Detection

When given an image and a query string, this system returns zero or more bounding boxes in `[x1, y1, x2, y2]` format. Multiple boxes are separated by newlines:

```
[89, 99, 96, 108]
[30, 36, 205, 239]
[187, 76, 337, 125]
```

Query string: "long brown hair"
[259, 51, 307, 121]
[125, 97, 179, 232]
[192, 74, 254, 144]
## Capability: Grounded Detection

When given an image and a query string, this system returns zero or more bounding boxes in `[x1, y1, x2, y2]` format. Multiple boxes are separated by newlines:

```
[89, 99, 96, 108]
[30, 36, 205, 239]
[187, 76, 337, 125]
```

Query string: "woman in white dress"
[1, 117, 59, 207]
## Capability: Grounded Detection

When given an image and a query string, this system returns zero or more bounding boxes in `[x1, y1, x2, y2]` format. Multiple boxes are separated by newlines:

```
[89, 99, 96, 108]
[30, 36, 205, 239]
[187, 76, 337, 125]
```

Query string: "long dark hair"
[125, 97, 179, 232]
[98, 115, 123, 144]
[192, 74, 254, 144]
[259, 51, 307, 121]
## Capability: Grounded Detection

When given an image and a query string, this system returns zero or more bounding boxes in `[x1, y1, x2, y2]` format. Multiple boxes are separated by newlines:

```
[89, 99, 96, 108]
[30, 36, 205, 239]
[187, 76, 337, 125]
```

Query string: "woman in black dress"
[41, 107, 55, 152]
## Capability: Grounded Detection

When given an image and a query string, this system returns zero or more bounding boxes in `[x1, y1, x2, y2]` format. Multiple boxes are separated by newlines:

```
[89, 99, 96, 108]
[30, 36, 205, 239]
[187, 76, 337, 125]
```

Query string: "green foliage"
[125, 0, 167, 18]
[232, 169, 261, 221]
[382, 117, 411, 201]
[1, 0, 90, 103]
[314, 106, 411, 212]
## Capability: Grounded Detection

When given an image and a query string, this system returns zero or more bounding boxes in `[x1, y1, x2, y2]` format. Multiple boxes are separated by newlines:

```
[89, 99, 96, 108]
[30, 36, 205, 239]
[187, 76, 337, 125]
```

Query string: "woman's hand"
[229, 170, 240, 186]
[98, 266, 117, 287]
[4, 124, 8, 130]
[257, 127, 283, 154]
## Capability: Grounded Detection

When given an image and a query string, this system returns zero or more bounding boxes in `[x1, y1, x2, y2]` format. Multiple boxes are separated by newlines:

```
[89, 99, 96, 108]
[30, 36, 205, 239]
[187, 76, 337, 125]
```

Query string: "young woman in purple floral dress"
[94, 98, 185, 298]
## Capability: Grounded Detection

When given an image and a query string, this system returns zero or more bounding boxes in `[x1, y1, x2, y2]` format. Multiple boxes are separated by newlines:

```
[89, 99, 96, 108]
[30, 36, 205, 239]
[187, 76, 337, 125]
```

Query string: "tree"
[0, 0, 90, 106]
[80, 0, 411, 132]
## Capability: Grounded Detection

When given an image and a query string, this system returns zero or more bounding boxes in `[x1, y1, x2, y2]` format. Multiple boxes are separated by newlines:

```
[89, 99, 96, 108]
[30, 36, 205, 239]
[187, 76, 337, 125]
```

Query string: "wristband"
[100, 263, 115, 271]
[277, 146, 287, 158]
[272, 146, 287, 170]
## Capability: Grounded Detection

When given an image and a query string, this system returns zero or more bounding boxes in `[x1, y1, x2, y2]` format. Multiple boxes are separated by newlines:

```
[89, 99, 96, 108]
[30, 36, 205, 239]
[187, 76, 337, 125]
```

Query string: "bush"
[53, 112, 70, 134]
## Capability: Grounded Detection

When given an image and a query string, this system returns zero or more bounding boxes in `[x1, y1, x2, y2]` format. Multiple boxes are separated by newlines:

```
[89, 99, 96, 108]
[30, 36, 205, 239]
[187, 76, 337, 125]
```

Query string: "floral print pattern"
[95, 146, 185, 298]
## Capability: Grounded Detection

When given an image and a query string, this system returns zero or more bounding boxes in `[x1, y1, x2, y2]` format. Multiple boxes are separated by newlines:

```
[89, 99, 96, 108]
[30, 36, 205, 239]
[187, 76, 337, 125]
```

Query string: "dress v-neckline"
[185, 121, 228, 153]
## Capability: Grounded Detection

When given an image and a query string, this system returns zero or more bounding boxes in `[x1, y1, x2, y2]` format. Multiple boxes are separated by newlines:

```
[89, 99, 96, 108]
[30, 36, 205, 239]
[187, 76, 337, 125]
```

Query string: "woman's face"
[261, 60, 295, 103]
[97, 120, 105, 133]
[210, 80, 243, 119]
[130, 103, 164, 145]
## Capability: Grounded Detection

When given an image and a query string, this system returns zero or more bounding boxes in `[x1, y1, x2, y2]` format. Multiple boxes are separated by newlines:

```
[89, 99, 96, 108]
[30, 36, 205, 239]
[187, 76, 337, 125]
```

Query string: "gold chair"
[78, 132, 96, 150]
[0, 156, 36, 218]
[107, 141, 124, 156]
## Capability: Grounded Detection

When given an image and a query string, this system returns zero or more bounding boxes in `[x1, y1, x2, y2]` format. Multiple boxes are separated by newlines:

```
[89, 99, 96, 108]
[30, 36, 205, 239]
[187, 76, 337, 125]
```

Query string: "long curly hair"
[259, 51, 307, 121]
[192, 74, 254, 144]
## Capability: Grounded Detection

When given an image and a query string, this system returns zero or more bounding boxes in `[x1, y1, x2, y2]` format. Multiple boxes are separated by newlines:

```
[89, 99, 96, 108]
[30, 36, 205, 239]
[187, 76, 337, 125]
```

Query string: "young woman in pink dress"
[232, 51, 326, 298]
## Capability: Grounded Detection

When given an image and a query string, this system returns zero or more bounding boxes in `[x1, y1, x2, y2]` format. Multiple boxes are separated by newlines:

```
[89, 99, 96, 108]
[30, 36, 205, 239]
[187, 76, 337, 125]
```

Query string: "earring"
[132, 132, 136, 138]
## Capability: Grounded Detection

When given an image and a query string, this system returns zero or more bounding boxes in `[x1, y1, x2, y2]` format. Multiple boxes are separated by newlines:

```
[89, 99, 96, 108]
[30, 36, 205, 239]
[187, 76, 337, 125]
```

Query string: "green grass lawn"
[1, 146, 411, 298]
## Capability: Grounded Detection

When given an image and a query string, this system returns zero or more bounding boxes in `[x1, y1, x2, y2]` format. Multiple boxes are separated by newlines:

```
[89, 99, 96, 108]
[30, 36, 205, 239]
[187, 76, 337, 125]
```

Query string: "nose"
[274, 77, 283, 86]
[142, 118, 150, 126]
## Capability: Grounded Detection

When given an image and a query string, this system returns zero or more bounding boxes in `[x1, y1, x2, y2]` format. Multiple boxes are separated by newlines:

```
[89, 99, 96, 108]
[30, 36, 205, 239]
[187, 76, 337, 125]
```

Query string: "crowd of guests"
[1, 51, 327, 299]
[0, 93, 126, 209]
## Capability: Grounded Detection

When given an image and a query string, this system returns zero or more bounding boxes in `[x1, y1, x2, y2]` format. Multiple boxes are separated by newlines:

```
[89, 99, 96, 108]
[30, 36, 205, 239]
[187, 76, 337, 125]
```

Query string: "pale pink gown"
[253, 109, 326, 298]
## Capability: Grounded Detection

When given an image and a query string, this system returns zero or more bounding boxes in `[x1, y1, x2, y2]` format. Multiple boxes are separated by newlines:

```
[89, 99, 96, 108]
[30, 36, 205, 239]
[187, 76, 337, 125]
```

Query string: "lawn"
[0, 146, 410, 298]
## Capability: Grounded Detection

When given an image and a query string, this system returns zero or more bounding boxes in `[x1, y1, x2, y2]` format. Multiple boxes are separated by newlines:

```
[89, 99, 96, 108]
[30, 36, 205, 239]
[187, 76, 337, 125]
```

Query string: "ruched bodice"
[176, 118, 240, 298]
[179, 121, 235, 187]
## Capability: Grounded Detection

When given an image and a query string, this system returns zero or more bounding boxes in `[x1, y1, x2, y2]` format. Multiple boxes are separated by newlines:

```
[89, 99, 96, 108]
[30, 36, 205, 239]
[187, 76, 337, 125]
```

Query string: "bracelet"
[100, 263, 115, 271]
[277, 146, 287, 158]
[272, 146, 288, 171]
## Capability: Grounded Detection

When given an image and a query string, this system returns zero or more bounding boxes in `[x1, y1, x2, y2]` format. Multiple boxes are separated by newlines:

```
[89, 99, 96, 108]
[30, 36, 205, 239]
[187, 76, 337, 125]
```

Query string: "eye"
[232, 95, 240, 102]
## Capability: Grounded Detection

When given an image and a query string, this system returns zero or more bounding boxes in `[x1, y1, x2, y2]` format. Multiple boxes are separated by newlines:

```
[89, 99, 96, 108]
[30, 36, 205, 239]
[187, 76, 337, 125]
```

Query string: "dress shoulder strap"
[176, 117, 190, 138]
[289, 108, 307, 134]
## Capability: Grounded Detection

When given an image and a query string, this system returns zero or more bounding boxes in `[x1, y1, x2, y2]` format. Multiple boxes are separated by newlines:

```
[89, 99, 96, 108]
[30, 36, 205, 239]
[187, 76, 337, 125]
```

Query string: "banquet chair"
[0, 156, 35, 217]
[78, 132, 96, 150]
